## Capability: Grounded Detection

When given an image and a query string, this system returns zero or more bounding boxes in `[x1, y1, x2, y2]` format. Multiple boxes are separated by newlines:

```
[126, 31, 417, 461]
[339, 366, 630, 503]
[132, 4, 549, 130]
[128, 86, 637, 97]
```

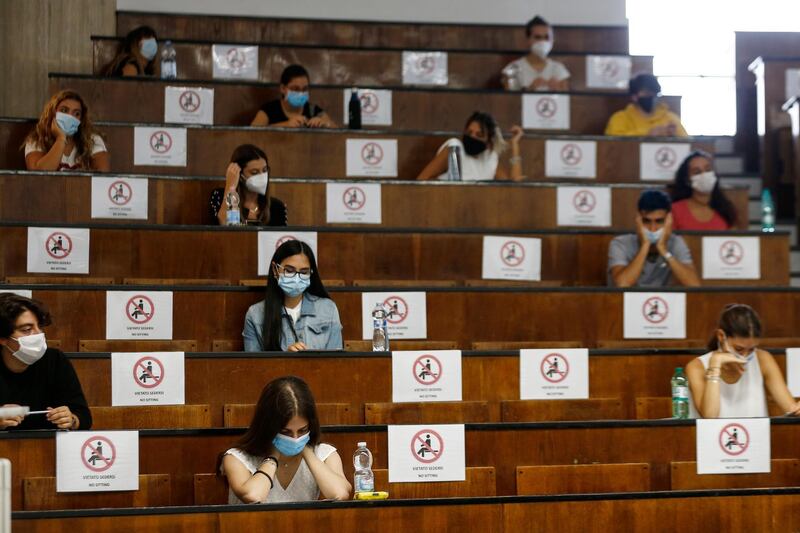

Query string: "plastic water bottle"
[348, 88, 362, 130]
[761, 188, 775, 233]
[353, 442, 375, 494]
[447, 145, 462, 181]
[502, 63, 522, 91]
[371, 303, 389, 351]
[160, 40, 177, 79]
[671, 367, 689, 419]
[225, 191, 241, 226]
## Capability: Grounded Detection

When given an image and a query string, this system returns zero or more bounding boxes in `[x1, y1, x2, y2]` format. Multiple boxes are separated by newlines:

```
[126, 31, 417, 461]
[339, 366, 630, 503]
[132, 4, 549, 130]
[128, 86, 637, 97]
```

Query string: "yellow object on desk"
[354, 491, 389, 500]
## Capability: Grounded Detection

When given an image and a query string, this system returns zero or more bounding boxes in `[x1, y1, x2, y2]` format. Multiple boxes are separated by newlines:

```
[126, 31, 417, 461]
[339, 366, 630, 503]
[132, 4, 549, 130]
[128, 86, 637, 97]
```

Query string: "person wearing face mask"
[219, 375, 351, 503]
[0, 293, 92, 431]
[669, 151, 737, 230]
[209, 144, 288, 225]
[242, 240, 342, 352]
[608, 189, 700, 287]
[416, 111, 524, 181]
[102, 26, 159, 77]
[250, 64, 336, 128]
[501, 16, 569, 91]
[605, 74, 688, 137]
[686, 304, 800, 418]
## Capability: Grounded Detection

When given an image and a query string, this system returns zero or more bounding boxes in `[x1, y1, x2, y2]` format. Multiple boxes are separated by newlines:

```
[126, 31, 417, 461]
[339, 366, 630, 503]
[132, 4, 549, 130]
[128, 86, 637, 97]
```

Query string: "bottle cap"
[357, 441, 367, 447]
[676, 367, 683, 371]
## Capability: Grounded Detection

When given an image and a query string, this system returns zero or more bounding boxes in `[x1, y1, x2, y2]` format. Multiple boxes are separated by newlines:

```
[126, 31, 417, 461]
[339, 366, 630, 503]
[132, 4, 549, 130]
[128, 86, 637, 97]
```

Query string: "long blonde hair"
[23, 90, 101, 169]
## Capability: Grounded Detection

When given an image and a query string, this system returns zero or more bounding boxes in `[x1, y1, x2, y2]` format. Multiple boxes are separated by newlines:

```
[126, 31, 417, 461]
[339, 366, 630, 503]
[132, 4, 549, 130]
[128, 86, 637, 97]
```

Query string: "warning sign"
[56, 431, 139, 492]
[106, 291, 173, 340]
[388, 424, 465, 482]
[520, 348, 589, 399]
[27, 227, 90, 274]
[696, 418, 770, 474]
[623, 292, 686, 339]
[112, 351, 185, 406]
[392, 350, 462, 402]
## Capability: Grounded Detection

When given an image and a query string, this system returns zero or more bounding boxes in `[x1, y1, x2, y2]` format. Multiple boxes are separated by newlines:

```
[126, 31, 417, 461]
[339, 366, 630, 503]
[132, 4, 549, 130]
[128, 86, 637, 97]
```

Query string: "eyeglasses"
[275, 263, 313, 280]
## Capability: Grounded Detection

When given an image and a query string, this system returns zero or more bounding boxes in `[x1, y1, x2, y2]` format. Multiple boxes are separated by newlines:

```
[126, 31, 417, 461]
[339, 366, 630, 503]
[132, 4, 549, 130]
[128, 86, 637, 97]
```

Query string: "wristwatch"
[662, 251, 674, 260]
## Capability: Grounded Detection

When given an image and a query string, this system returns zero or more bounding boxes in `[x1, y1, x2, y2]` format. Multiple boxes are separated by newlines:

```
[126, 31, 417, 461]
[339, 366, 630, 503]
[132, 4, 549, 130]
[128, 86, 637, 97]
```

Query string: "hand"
[285, 115, 308, 128]
[287, 341, 307, 352]
[225, 162, 241, 192]
[635, 215, 650, 248]
[50, 118, 67, 142]
[665, 123, 677, 136]
[0, 404, 24, 429]
[46, 406, 76, 429]
[788, 401, 800, 416]
[508, 125, 524, 145]
[300, 444, 314, 461]
[647, 124, 670, 137]
[709, 351, 748, 378]
[307, 116, 326, 129]
[530, 78, 548, 90]
[656, 213, 673, 256]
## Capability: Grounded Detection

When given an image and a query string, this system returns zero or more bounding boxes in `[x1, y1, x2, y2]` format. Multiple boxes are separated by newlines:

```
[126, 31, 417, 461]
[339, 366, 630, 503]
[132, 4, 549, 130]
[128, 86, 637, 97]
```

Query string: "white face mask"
[243, 171, 269, 196]
[690, 171, 717, 194]
[530, 40, 553, 58]
[721, 333, 755, 365]
[9, 332, 47, 365]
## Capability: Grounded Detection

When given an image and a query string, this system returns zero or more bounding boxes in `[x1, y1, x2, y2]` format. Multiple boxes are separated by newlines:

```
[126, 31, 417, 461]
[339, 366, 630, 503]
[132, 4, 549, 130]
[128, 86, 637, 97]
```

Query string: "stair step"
[715, 155, 745, 175]
[791, 249, 800, 272]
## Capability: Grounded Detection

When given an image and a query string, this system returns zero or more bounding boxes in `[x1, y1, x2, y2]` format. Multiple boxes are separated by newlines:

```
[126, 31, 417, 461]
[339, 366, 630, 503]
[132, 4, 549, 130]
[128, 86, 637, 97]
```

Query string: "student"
[209, 144, 288, 226]
[102, 26, 159, 77]
[608, 189, 700, 287]
[501, 16, 569, 91]
[243, 240, 343, 352]
[23, 90, 110, 172]
[687, 304, 800, 418]
[604, 74, 688, 137]
[250, 65, 336, 128]
[670, 151, 737, 230]
[416, 112, 524, 181]
[0, 293, 92, 431]
[220, 375, 351, 503]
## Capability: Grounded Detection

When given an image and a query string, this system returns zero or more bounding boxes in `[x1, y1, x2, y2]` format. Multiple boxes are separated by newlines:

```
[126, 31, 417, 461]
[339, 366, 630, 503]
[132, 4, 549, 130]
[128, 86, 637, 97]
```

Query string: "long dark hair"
[262, 240, 330, 351]
[671, 150, 737, 227]
[217, 376, 321, 473]
[103, 26, 158, 76]
[707, 303, 762, 351]
[230, 144, 272, 224]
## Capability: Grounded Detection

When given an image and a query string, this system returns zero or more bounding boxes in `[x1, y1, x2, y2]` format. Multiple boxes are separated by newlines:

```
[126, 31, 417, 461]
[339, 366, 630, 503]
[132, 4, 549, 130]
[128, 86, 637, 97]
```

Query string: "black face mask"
[638, 95, 656, 114]
[462, 134, 488, 156]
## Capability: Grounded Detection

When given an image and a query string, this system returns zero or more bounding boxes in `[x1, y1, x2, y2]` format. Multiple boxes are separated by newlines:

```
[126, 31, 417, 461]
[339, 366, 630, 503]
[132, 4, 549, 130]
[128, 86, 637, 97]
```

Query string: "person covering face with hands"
[501, 15, 570, 91]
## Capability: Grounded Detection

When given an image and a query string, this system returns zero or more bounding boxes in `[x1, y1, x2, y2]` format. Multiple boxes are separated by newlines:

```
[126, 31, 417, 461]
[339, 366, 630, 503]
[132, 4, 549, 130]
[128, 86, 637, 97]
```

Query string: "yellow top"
[604, 102, 688, 137]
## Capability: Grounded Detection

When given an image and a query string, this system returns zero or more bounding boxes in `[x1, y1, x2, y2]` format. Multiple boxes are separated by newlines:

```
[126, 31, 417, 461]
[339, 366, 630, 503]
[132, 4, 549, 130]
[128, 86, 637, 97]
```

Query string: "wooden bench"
[516, 463, 651, 494]
[670, 459, 800, 490]
[223, 403, 359, 427]
[501, 398, 624, 422]
[23, 474, 171, 510]
[364, 401, 494, 424]
[79, 339, 199, 352]
[90, 405, 213, 429]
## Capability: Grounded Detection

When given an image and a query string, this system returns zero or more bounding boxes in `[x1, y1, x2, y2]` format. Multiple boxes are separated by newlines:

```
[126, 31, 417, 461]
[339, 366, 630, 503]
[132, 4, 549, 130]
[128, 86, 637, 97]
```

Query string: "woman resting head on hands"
[219, 375, 351, 503]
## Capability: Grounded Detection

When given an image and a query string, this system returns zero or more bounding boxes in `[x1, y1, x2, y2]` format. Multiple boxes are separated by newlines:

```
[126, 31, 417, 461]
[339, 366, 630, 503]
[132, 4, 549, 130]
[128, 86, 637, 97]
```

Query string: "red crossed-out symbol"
[361, 142, 383, 166]
[149, 131, 172, 154]
[82, 436, 117, 473]
[133, 355, 164, 389]
[179, 90, 201, 112]
[540, 352, 570, 383]
[561, 144, 582, 166]
[45, 232, 72, 259]
[411, 429, 444, 464]
[500, 240, 525, 267]
[719, 423, 750, 456]
[719, 240, 744, 266]
[655, 147, 677, 169]
[226, 48, 246, 69]
[275, 235, 298, 248]
[359, 91, 379, 114]
[642, 296, 669, 324]
[382, 296, 408, 324]
[108, 180, 132, 206]
[573, 190, 596, 213]
[342, 186, 366, 210]
[127, 295, 155, 324]
[416, 55, 436, 74]
[536, 97, 557, 118]
[413, 354, 442, 385]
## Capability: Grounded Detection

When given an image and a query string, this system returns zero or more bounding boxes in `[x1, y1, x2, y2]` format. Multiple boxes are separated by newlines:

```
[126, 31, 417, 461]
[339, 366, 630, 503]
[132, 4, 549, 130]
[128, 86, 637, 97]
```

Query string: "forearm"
[612, 246, 649, 287]
[668, 259, 700, 287]
[31, 140, 66, 170]
[700, 380, 721, 418]
[509, 143, 523, 181]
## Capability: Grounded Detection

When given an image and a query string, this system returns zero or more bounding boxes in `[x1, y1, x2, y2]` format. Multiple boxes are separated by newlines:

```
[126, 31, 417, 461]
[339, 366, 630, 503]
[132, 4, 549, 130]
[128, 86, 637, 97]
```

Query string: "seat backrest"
[501, 398, 624, 422]
[516, 463, 651, 495]
[79, 339, 198, 352]
[224, 403, 359, 427]
[90, 405, 212, 429]
[193, 473, 228, 505]
[364, 401, 493, 424]
[344, 340, 459, 351]
[373, 467, 496, 498]
[670, 459, 800, 490]
[23, 474, 170, 510]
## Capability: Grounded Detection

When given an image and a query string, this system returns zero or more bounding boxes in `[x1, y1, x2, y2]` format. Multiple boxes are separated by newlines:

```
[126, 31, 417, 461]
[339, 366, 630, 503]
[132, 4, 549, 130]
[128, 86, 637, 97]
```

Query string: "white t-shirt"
[503, 56, 571, 90]
[24, 134, 107, 170]
[687, 351, 769, 419]
[435, 138, 499, 181]
[285, 302, 301, 324]
[223, 443, 337, 504]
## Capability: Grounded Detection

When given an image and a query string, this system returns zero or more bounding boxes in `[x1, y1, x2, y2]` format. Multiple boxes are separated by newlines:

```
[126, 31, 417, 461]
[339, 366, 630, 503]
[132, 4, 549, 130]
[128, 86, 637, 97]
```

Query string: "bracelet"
[705, 367, 721, 379]
[253, 469, 274, 489]
[706, 376, 721, 383]
[263, 456, 279, 468]
[509, 156, 522, 165]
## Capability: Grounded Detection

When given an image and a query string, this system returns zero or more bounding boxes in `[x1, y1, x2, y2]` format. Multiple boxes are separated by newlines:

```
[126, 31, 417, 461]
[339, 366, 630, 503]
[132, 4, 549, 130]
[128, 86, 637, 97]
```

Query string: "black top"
[105, 53, 150, 76]
[260, 99, 324, 124]
[209, 188, 288, 226]
[0, 348, 92, 431]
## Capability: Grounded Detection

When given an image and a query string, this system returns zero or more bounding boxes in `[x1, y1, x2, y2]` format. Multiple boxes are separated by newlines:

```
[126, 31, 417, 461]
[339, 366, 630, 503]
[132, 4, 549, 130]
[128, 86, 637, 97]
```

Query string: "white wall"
[116, 0, 627, 26]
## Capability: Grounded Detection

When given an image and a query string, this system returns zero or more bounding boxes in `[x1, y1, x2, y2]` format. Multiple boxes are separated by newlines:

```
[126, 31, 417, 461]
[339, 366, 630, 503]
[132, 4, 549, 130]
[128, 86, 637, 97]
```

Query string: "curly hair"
[0, 293, 52, 338]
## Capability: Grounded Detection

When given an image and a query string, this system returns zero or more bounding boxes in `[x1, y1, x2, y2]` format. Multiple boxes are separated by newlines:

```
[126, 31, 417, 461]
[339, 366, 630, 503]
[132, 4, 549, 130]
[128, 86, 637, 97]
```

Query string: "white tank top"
[688, 351, 768, 418]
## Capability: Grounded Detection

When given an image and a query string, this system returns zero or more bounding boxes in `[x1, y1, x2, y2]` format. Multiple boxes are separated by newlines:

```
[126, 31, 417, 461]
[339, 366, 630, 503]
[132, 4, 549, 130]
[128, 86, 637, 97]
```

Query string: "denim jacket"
[242, 293, 343, 352]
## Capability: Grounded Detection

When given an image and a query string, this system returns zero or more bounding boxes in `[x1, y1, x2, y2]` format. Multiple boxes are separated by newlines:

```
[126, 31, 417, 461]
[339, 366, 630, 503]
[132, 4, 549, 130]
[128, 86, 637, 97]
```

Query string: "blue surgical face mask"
[140, 38, 158, 61]
[273, 432, 310, 456]
[278, 274, 310, 297]
[286, 91, 309, 108]
[644, 227, 663, 244]
[55, 112, 80, 137]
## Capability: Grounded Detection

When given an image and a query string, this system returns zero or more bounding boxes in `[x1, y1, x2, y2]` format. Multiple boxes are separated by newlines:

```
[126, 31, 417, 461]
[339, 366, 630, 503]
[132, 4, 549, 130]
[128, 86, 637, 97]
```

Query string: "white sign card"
[696, 418, 771, 474]
[545, 140, 597, 179]
[520, 348, 589, 399]
[164, 86, 214, 125]
[556, 186, 612, 227]
[623, 292, 686, 339]
[0, 290, 32, 298]
[388, 424, 465, 483]
[27, 227, 90, 274]
[786, 69, 800, 102]
[586, 55, 633, 89]
[133, 126, 187, 167]
[702, 237, 760, 280]
[402, 51, 448, 86]
[639, 143, 691, 181]
[361, 292, 427, 340]
[343, 89, 392, 126]
[481, 236, 541, 281]
[212, 44, 259, 80]
[111, 352, 185, 406]
[91, 176, 148, 220]
[257, 231, 319, 276]
[392, 350, 462, 403]
[56, 431, 139, 492]
[522, 94, 570, 130]
[106, 291, 174, 340]
[787, 348, 800, 397]
[346, 139, 398, 177]
[326, 182, 382, 224]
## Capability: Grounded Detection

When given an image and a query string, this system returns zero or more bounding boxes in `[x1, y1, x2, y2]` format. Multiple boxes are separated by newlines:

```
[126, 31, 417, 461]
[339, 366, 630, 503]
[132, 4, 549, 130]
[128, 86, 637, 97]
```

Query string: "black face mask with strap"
[462, 135, 488, 156]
